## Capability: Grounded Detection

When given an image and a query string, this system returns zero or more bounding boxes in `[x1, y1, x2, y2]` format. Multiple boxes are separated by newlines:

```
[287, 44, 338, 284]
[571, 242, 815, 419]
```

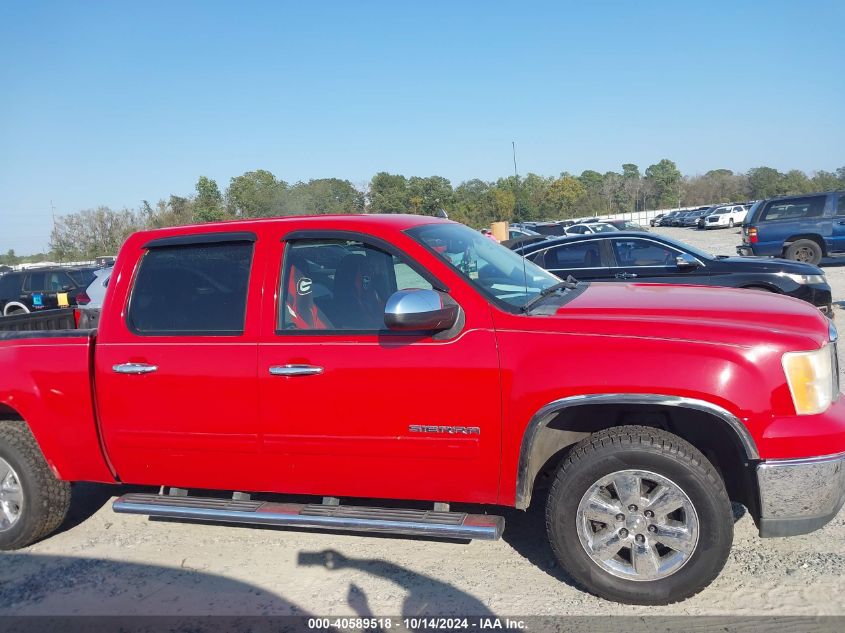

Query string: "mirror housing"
[384, 289, 459, 332]
[676, 253, 699, 269]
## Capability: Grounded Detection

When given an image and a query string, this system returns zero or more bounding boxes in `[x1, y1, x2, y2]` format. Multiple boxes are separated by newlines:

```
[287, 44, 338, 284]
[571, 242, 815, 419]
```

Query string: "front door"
[257, 233, 502, 504]
[95, 236, 263, 490]
[607, 237, 710, 284]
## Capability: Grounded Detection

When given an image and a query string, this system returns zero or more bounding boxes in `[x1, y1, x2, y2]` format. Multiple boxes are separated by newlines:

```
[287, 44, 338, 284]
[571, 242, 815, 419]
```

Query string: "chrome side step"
[112, 493, 504, 541]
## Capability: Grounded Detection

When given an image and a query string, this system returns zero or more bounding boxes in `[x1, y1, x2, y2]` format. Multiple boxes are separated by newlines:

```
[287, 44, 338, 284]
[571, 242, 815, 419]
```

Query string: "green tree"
[543, 175, 585, 217]
[50, 207, 141, 261]
[492, 188, 516, 222]
[368, 172, 409, 213]
[193, 176, 227, 222]
[644, 159, 682, 208]
[812, 170, 842, 191]
[781, 169, 811, 195]
[286, 178, 364, 214]
[747, 167, 785, 199]
[408, 176, 454, 216]
[0, 249, 17, 265]
[226, 170, 287, 217]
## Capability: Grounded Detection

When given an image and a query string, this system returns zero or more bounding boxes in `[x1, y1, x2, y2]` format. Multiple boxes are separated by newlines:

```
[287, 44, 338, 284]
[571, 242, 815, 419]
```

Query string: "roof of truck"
[134, 213, 448, 241]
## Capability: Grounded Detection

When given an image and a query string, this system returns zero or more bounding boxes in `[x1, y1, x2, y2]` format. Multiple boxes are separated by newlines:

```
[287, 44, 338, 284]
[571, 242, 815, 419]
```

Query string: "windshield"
[592, 223, 618, 233]
[408, 223, 561, 309]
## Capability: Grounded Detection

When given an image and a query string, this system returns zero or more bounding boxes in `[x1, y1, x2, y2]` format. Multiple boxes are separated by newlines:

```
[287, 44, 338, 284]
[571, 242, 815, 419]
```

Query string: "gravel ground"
[2, 225, 845, 617]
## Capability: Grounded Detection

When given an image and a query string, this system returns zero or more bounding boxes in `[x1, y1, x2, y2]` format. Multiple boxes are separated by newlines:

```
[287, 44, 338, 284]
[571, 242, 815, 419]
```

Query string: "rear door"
[527, 238, 613, 281]
[95, 233, 263, 490]
[607, 237, 710, 284]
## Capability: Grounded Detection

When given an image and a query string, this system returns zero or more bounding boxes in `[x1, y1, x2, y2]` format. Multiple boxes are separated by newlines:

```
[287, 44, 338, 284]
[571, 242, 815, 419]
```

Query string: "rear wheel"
[785, 240, 822, 265]
[0, 421, 71, 550]
[545, 426, 733, 605]
[728, 219, 735, 228]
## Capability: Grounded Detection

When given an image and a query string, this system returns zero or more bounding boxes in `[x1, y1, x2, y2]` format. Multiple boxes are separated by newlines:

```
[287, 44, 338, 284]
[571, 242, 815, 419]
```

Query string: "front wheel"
[545, 426, 733, 605]
[728, 219, 735, 228]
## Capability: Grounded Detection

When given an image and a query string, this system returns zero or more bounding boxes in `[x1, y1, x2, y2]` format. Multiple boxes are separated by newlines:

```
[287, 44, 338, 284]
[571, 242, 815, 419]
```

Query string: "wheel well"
[783, 234, 826, 256]
[523, 402, 759, 517]
[0, 403, 24, 421]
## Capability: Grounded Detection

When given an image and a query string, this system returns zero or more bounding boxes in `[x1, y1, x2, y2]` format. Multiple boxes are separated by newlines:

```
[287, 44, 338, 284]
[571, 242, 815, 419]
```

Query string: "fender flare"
[514, 393, 759, 509]
[3, 302, 29, 316]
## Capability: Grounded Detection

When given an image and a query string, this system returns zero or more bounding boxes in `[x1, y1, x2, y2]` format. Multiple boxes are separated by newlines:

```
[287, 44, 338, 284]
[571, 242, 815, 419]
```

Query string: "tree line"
[26, 160, 845, 262]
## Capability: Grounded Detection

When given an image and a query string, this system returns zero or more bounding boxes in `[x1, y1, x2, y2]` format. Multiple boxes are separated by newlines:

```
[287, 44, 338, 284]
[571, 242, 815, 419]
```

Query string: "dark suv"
[0, 267, 91, 316]
[738, 191, 845, 264]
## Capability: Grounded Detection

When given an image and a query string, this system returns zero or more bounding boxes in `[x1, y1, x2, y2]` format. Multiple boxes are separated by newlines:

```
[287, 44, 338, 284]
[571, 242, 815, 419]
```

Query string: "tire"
[0, 420, 71, 550]
[784, 239, 822, 265]
[545, 425, 733, 605]
[728, 219, 735, 228]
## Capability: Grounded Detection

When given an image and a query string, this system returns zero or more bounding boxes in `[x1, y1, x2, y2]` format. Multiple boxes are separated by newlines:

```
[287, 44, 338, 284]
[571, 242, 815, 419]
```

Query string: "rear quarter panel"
[0, 335, 114, 482]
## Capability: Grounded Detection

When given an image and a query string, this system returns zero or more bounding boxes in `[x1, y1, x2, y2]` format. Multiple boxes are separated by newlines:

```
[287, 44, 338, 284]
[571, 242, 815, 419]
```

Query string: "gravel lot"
[2, 225, 845, 617]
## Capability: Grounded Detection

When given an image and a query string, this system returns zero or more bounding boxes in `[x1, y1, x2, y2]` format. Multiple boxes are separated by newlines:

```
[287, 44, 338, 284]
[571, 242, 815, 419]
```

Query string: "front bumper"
[756, 451, 845, 537]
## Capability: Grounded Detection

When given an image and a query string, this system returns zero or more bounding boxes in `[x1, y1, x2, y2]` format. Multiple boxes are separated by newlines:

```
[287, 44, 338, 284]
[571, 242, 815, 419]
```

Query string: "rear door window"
[837, 195, 845, 217]
[541, 241, 604, 269]
[760, 196, 826, 221]
[127, 241, 254, 335]
[24, 272, 46, 292]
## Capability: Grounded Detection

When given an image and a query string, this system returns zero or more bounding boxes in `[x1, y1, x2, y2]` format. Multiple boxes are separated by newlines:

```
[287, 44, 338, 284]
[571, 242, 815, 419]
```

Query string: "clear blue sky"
[1, 1, 843, 253]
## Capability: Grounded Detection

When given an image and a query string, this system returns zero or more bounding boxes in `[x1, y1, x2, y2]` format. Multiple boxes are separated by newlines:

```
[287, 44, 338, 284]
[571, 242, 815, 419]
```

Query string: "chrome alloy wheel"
[576, 469, 699, 581]
[0, 457, 24, 532]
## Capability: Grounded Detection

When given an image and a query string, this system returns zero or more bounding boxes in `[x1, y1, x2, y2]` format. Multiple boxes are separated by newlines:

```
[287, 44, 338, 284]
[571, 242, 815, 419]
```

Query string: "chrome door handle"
[113, 363, 158, 375]
[269, 364, 324, 377]
[615, 272, 638, 280]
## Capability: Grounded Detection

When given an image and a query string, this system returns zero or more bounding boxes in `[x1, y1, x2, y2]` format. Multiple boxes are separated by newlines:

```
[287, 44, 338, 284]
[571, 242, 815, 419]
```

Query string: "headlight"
[782, 346, 834, 415]
[782, 273, 826, 284]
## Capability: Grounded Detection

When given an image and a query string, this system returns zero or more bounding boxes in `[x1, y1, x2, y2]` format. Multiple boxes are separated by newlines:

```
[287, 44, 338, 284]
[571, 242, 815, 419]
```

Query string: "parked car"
[652, 211, 674, 226]
[703, 204, 748, 229]
[738, 191, 845, 265]
[514, 232, 832, 315]
[520, 221, 567, 237]
[565, 222, 619, 235]
[0, 267, 91, 316]
[604, 219, 648, 232]
[508, 226, 541, 240]
[1, 215, 844, 606]
[649, 214, 665, 227]
[73, 267, 112, 329]
[667, 210, 696, 227]
[681, 208, 712, 227]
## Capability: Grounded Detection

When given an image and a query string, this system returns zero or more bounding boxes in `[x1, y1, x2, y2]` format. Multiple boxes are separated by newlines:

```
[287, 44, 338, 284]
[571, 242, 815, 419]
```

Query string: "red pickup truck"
[1, 215, 844, 605]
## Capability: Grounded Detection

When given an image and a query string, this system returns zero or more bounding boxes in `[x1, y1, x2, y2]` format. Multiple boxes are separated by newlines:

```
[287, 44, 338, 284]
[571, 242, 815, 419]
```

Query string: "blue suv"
[737, 191, 845, 265]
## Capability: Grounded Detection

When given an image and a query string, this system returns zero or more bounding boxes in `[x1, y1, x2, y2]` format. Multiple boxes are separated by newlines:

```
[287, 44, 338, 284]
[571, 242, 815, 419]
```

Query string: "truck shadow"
[55, 482, 156, 536]
[297, 549, 497, 617]
[0, 552, 307, 617]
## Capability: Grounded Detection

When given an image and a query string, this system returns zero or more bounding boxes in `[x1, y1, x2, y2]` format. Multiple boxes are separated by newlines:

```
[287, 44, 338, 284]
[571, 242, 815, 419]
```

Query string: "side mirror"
[384, 289, 459, 332]
[676, 253, 698, 269]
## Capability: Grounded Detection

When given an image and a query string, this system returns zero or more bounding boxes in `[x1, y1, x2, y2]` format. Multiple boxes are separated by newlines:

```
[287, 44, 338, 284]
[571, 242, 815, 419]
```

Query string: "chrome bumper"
[757, 451, 845, 537]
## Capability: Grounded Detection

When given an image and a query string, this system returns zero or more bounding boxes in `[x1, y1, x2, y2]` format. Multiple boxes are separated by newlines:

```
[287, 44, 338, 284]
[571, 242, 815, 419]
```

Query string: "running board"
[112, 493, 504, 541]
